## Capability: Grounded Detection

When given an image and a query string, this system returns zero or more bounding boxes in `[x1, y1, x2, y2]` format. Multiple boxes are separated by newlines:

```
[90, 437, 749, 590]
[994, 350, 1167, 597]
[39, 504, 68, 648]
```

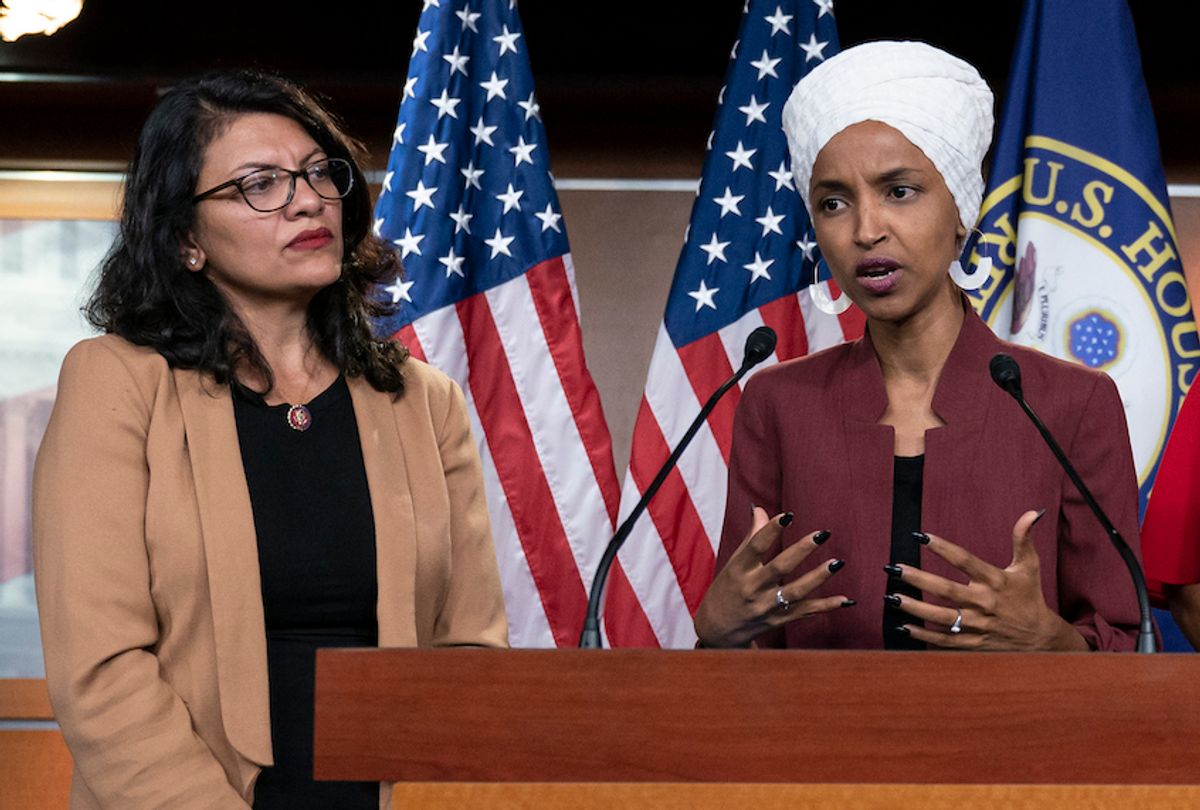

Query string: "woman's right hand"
[694, 506, 851, 648]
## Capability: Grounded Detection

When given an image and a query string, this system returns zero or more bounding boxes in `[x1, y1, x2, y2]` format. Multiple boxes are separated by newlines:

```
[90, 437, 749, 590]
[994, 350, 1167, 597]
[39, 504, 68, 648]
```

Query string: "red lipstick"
[287, 228, 334, 250]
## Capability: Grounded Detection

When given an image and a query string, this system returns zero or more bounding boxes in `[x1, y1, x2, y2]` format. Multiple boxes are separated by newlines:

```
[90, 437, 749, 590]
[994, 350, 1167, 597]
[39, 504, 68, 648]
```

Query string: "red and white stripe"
[605, 281, 864, 648]
[396, 254, 627, 648]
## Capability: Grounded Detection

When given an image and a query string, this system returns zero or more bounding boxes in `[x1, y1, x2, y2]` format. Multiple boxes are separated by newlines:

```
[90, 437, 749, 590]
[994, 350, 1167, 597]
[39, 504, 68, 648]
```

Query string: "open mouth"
[856, 259, 902, 293]
[856, 257, 900, 276]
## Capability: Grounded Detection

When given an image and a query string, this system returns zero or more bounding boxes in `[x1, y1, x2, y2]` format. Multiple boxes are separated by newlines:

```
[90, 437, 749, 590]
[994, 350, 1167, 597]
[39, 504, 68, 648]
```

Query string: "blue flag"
[969, 0, 1197, 516]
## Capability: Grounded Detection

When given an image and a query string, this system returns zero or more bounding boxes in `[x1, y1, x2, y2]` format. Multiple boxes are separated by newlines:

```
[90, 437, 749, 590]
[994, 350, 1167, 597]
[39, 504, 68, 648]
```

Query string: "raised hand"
[888, 509, 1088, 651]
[694, 506, 852, 648]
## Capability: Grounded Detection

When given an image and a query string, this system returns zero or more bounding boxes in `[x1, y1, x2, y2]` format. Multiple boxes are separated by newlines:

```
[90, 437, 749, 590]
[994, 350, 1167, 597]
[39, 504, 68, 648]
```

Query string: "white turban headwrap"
[782, 40, 994, 232]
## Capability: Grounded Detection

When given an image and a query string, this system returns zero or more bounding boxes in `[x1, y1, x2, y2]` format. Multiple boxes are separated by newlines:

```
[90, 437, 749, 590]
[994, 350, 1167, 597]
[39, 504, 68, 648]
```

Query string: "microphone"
[988, 353, 1156, 653]
[743, 326, 776, 367]
[988, 353, 1022, 398]
[579, 326, 777, 648]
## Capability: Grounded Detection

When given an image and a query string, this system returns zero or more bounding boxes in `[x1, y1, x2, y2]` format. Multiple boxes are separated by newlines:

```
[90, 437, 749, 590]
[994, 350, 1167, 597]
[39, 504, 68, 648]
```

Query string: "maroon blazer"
[715, 306, 1142, 651]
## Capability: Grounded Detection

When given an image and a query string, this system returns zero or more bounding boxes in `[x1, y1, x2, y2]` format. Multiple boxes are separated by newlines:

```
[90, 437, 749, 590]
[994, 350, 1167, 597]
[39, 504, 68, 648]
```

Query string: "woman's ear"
[180, 234, 205, 272]
[955, 223, 969, 252]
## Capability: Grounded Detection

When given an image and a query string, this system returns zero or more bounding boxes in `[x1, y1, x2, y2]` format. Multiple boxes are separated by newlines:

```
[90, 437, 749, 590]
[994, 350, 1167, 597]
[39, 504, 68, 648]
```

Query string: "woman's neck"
[870, 290, 966, 387]
[870, 290, 966, 456]
[233, 303, 336, 404]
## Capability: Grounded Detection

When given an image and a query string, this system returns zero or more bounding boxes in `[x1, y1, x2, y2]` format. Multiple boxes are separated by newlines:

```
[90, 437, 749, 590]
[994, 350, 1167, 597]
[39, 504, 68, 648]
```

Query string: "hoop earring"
[808, 259, 851, 316]
[949, 256, 991, 291]
[951, 227, 993, 291]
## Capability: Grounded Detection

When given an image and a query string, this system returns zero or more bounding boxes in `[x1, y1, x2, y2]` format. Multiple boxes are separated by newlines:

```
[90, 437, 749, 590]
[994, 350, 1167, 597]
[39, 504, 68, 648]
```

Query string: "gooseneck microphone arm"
[579, 327, 778, 648]
[989, 354, 1156, 653]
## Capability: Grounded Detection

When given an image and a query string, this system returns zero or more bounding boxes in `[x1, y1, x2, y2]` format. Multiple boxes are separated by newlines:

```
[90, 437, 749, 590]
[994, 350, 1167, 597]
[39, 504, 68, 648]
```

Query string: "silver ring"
[949, 609, 964, 635]
[775, 587, 791, 612]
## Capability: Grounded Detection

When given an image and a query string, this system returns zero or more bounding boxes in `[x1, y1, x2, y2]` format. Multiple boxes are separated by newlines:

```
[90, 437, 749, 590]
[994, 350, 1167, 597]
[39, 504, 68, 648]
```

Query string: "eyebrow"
[228, 147, 326, 175]
[811, 177, 851, 195]
[875, 167, 922, 184]
[812, 166, 925, 194]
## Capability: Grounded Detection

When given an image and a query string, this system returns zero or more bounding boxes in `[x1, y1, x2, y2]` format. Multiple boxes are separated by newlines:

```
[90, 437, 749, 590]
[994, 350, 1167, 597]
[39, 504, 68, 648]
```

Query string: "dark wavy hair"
[86, 69, 407, 393]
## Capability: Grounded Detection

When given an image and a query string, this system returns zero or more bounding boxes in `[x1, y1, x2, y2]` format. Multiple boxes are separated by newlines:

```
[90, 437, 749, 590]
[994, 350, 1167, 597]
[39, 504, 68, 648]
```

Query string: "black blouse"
[884, 455, 926, 650]
[233, 376, 379, 808]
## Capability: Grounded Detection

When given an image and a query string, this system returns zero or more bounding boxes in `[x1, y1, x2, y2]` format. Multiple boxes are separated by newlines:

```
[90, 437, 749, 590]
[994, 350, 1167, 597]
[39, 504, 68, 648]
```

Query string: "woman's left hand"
[889, 509, 1089, 651]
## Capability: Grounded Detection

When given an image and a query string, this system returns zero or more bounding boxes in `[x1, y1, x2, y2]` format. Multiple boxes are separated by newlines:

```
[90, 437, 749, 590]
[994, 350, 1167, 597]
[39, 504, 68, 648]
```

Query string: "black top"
[232, 376, 379, 809]
[884, 455, 926, 650]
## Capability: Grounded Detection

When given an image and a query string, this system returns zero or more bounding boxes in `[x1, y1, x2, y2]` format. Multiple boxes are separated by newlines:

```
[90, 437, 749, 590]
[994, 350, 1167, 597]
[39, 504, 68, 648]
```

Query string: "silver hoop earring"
[949, 257, 991, 291]
[808, 259, 851, 316]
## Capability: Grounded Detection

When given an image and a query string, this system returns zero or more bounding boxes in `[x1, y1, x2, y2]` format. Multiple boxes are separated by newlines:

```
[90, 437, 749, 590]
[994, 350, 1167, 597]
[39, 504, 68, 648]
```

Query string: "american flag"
[604, 0, 864, 648]
[373, 0, 622, 647]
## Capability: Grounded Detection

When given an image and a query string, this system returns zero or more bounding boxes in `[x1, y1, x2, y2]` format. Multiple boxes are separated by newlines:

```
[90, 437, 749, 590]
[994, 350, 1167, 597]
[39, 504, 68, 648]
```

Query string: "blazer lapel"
[923, 306, 996, 580]
[835, 312, 998, 590]
[173, 370, 272, 766]
[348, 377, 419, 648]
[839, 333, 896, 568]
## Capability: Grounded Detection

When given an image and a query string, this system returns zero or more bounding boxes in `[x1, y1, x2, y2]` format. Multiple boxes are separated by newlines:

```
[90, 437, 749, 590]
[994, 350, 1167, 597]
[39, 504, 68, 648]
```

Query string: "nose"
[285, 172, 325, 217]
[852, 199, 887, 248]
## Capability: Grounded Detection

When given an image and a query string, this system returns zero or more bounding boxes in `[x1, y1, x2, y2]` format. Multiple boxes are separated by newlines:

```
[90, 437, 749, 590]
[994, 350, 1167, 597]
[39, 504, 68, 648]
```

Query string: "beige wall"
[560, 189, 693, 475]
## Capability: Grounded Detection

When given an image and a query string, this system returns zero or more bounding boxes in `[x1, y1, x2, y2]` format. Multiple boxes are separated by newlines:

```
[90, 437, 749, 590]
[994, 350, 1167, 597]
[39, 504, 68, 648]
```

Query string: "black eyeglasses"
[192, 157, 354, 212]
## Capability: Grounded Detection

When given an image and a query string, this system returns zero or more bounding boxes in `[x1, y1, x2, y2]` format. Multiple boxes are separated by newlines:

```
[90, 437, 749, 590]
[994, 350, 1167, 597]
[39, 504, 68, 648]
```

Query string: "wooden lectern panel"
[313, 649, 1200, 784]
[385, 783, 1200, 808]
[0, 679, 72, 809]
[0, 678, 53, 719]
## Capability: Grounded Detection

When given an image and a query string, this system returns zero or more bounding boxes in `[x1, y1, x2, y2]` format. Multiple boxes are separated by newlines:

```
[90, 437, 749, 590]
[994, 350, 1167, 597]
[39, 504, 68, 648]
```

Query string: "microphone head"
[743, 326, 777, 368]
[989, 353, 1023, 398]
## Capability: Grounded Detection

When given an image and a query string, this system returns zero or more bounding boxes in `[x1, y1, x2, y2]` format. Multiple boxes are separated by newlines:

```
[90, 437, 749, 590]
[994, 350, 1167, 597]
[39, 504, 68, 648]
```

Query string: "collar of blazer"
[839, 298, 998, 429]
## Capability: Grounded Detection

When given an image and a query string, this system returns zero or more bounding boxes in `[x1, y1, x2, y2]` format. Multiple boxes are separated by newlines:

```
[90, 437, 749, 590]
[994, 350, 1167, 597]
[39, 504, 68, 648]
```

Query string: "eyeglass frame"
[191, 157, 355, 213]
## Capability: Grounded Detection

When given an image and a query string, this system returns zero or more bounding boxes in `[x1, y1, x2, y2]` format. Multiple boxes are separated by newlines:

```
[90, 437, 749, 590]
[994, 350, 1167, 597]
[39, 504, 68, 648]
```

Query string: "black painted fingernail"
[884, 564, 903, 578]
[883, 593, 902, 607]
[828, 559, 846, 573]
[812, 529, 831, 545]
[1032, 508, 1046, 525]
[912, 531, 930, 545]
[894, 625, 911, 636]
[779, 512, 794, 527]
[840, 598, 856, 608]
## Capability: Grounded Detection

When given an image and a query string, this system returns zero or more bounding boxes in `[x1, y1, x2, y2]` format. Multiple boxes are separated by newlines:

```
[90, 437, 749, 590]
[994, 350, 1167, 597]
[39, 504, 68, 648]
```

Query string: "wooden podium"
[314, 649, 1200, 808]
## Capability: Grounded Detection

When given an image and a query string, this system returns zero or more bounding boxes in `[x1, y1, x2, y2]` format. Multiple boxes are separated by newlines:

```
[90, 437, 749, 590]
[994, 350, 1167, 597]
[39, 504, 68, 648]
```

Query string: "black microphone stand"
[991, 354, 1156, 653]
[579, 328, 776, 648]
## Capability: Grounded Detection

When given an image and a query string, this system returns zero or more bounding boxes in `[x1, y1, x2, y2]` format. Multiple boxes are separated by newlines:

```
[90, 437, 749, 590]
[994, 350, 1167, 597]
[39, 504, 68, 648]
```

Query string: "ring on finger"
[949, 608, 965, 635]
[775, 587, 791, 612]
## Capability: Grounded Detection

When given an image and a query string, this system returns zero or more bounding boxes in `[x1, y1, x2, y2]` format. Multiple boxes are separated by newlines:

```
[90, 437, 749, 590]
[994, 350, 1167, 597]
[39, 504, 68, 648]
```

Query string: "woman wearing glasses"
[33, 71, 507, 809]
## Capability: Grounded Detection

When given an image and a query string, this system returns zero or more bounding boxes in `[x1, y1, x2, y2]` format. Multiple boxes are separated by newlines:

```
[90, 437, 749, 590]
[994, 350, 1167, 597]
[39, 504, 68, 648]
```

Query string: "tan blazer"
[33, 335, 508, 809]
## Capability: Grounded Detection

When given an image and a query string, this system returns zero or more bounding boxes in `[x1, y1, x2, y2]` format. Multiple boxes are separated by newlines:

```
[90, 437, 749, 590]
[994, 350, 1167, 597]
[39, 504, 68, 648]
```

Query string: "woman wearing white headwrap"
[694, 41, 1143, 651]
